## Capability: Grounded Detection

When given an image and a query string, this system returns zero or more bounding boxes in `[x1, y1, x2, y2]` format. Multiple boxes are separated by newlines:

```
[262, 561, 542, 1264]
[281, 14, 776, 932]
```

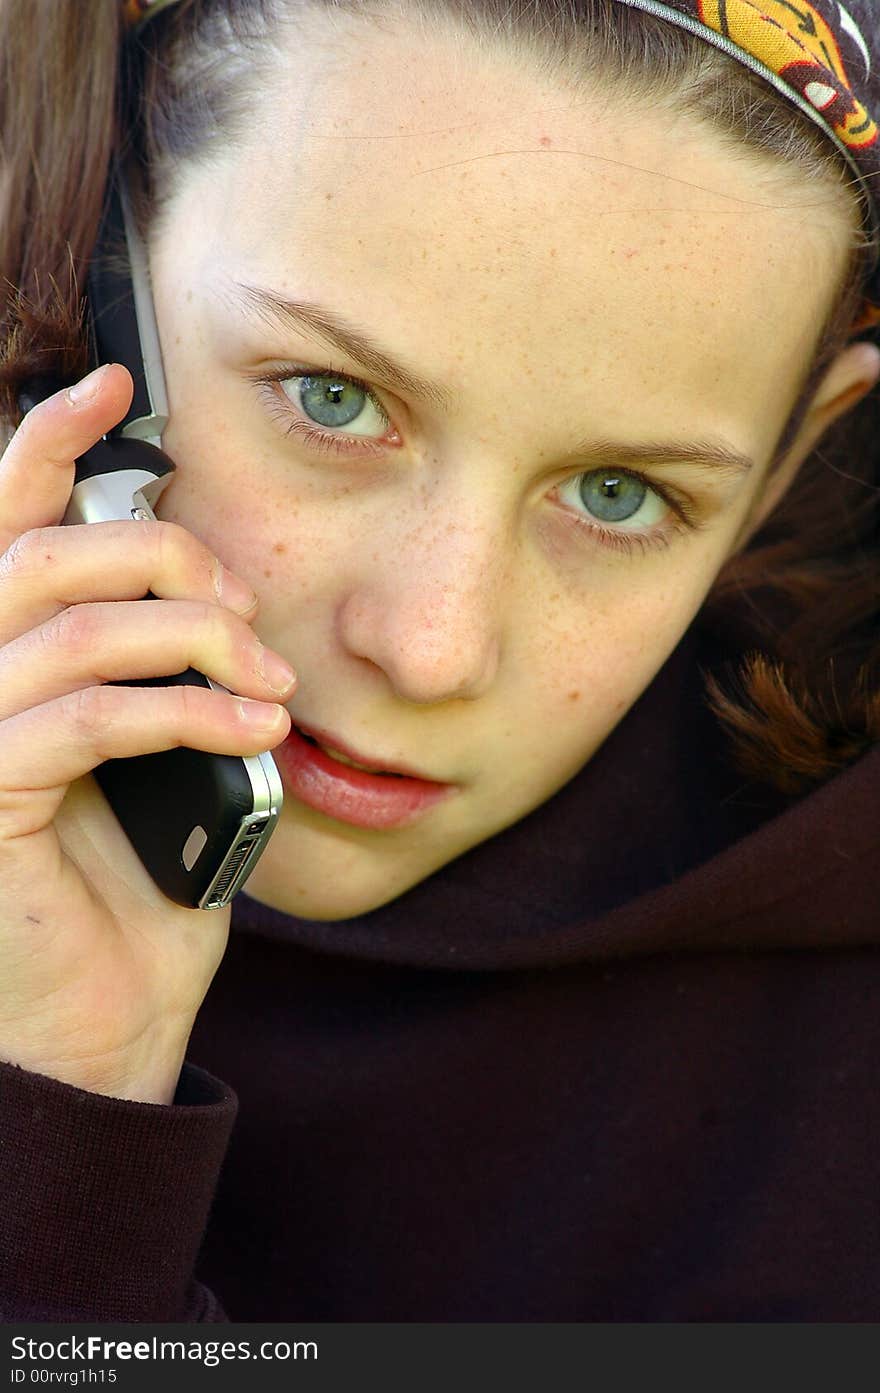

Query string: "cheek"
[531, 580, 686, 694]
[153, 410, 323, 591]
[514, 579, 706, 775]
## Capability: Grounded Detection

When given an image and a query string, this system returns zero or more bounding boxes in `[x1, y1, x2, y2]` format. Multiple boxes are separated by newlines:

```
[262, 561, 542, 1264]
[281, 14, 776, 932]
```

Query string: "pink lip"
[295, 721, 436, 781]
[273, 721, 455, 830]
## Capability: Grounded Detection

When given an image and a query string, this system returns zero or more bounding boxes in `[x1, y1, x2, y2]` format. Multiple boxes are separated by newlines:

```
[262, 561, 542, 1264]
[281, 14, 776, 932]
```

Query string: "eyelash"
[250, 364, 394, 457]
[248, 364, 700, 556]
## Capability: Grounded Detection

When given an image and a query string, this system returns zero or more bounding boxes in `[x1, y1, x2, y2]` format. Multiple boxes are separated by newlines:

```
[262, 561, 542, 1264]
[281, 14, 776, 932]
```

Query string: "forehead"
[161, 13, 851, 457]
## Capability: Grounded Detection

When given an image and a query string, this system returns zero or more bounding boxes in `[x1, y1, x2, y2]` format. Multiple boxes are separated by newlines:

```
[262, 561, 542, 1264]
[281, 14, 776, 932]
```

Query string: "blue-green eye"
[557, 469, 667, 530]
[279, 372, 390, 438]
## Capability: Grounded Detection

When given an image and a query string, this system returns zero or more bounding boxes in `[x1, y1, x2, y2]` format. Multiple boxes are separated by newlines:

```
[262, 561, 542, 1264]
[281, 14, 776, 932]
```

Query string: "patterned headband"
[121, 0, 880, 327]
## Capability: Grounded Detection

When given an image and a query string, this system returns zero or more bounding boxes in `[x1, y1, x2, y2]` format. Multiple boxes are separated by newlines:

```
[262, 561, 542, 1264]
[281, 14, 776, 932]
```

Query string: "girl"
[0, 0, 878, 1321]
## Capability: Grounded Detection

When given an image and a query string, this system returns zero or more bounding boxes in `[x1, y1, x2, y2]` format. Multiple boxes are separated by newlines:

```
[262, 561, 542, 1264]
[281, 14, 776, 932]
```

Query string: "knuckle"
[67, 683, 114, 738]
[0, 527, 54, 580]
[175, 680, 206, 726]
[50, 602, 100, 654]
[195, 594, 242, 652]
[152, 518, 205, 574]
[8, 403, 41, 454]
[11, 403, 67, 469]
[215, 604, 255, 664]
[130, 515, 166, 566]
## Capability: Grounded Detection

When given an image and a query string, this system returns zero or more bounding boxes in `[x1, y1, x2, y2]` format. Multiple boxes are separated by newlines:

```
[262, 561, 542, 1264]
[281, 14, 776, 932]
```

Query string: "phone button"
[182, 824, 208, 870]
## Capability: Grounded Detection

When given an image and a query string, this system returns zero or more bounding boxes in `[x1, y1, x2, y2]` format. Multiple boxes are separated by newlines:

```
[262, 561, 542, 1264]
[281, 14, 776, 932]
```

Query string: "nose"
[337, 510, 505, 705]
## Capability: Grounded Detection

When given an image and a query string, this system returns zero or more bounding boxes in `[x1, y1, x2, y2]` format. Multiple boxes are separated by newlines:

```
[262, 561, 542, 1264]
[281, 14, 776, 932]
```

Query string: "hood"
[232, 617, 879, 971]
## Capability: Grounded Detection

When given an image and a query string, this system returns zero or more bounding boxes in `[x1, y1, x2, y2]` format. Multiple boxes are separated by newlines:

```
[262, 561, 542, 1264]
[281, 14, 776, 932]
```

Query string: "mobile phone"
[17, 158, 283, 910]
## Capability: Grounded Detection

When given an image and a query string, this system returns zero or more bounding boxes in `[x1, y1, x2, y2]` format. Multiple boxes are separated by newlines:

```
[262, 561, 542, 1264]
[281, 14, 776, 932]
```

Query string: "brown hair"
[1, 0, 878, 797]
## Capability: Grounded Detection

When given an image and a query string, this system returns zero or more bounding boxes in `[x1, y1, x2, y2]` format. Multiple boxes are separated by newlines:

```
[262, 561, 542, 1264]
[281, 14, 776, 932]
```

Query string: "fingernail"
[67, 364, 109, 406]
[214, 563, 258, 615]
[257, 644, 297, 695]
[238, 699, 287, 729]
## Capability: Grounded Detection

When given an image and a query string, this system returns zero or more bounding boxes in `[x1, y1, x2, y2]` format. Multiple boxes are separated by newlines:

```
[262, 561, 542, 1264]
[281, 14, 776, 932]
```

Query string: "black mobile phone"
[17, 158, 283, 910]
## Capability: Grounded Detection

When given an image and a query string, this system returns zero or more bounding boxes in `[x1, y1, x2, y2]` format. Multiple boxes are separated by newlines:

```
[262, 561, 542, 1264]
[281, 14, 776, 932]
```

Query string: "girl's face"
[147, 14, 856, 919]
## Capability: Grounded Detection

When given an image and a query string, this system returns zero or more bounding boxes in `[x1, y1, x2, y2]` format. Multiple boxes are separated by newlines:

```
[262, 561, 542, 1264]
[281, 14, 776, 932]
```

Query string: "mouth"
[294, 726, 402, 776]
[292, 721, 441, 783]
[273, 719, 455, 830]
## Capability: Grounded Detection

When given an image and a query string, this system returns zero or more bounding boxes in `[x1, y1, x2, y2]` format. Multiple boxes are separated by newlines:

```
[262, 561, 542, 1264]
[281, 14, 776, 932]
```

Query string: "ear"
[735, 340, 880, 548]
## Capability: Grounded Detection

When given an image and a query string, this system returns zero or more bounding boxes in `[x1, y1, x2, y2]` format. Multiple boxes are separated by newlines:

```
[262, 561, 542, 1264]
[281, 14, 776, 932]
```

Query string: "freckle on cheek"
[568, 690, 581, 702]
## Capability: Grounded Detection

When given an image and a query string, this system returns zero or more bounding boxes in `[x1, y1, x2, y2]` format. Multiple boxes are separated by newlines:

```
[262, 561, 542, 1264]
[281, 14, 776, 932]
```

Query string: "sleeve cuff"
[0, 1057, 237, 1322]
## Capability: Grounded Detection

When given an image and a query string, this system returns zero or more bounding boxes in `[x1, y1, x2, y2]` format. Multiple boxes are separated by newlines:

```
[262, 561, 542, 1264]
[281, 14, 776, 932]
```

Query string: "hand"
[0, 364, 294, 1102]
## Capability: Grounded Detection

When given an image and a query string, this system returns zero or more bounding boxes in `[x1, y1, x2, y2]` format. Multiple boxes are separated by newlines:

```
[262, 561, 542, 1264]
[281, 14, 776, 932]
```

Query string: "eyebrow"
[223, 279, 755, 478]
[563, 438, 754, 479]
[224, 279, 454, 413]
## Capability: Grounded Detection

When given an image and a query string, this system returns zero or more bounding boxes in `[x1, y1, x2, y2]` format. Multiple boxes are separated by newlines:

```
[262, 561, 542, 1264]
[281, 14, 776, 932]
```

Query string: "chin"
[241, 867, 414, 921]
[240, 833, 426, 921]
[241, 799, 483, 920]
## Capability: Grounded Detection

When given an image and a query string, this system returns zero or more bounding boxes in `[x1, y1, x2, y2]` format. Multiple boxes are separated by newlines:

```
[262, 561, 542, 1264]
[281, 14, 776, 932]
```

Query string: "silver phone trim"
[63, 468, 174, 526]
[197, 744, 283, 910]
[114, 165, 170, 448]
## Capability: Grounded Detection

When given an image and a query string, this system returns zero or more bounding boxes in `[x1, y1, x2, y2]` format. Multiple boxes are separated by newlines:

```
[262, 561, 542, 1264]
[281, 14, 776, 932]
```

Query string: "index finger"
[0, 364, 134, 553]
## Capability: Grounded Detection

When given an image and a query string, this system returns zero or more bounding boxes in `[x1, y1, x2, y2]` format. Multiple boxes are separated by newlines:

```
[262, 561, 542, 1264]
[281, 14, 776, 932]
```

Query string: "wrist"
[0, 1028, 191, 1103]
